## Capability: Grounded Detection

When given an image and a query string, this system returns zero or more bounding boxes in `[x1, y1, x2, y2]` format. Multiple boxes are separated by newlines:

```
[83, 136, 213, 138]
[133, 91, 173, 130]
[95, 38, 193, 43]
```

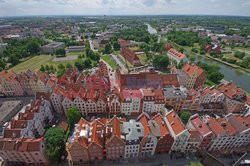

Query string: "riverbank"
[164, 40, 250, 92]
[205, 54, 250, 73]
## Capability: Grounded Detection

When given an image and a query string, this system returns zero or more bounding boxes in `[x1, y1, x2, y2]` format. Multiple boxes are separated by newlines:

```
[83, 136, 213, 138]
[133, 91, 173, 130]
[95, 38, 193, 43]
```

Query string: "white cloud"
[0, 0, 249, 16]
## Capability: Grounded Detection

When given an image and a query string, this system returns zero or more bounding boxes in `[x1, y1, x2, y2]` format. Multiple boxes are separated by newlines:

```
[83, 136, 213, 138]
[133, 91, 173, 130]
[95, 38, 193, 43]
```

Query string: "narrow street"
[110, 54, 128, 73]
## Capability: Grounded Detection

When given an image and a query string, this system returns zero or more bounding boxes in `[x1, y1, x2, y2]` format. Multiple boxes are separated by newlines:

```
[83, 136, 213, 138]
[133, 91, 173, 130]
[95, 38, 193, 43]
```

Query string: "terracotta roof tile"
[165, 111, 186, 136]
[217, 83, 246, 99]
[182, 64, 204, 78]
[153, 114, 169, 136]
[207, 118, 226, 136]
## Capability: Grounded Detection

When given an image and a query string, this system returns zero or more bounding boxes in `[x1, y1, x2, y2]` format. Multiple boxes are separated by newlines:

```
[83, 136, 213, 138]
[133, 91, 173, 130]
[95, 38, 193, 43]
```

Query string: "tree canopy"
[180, 111, 191, 124]
[152, 55, 170, 69]
[66, 107, 81, 129]
[45, 127, 65, 162]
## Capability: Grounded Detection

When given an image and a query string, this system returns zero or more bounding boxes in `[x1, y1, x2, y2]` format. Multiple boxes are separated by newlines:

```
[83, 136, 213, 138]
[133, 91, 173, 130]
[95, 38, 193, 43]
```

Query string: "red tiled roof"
[165, 111, 186, 136]
[138, 114, 150, 136]
[108, 117, 122, 138]
[190, 114, 212, 137]
[0, 70, 18, 82]
[188, 130, 201, 141]
[154, 89, 165, 101]
[120, 72, 179, 90]
[202, 87, 222, 96]
[10, 120, 28, 129]
[216, 118, 237, 136]
[90, 119, 105, 147]
[217, 83, 245, 99]
[74, 118, 89, 148]
[182, 64, 204, 78]
[153, 114, 169, 137]
[142, 89, 155, 97]
[207, 118, 226, 136]
[118, 39, 131, 46]
[168, 48, 186, 60]
[3, 129, 21, 138]
[121, 89, 143, 101]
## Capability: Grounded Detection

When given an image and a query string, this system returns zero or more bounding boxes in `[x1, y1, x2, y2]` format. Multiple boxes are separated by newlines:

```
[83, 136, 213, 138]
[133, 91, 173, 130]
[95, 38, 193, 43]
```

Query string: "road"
[0, 96, 35, 105]
[100, 59, 119, 90]
[110, 54, 128, 73]
[89, 40, 98, 52]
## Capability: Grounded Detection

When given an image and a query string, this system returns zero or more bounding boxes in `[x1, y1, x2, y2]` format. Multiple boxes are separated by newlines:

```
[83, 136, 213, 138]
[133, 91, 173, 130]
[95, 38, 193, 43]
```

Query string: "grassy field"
[10, 55, 52, 73]
[101, 55, 118, 70]
[66, 51, 84, 56]
[137, 54, 148, 65]
[10, 55, 77, 73]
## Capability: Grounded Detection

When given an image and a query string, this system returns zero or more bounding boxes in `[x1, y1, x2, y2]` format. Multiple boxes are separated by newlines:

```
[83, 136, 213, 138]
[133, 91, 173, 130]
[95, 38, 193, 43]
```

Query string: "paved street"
[110, 54, 128, 73]
[0, 96, 35, 105]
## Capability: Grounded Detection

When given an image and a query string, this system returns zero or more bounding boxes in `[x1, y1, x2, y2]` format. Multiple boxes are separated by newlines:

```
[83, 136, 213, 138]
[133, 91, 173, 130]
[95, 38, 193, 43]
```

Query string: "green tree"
[239, 60, 249, 68]
[208, 72, 224, 84]
[113, 42, 121, 51]
[40, 65, 45, 72]
[58, 63, 65, 70]
[66, 63, 72, 69]
[104, 43, 112, 54]
[0, 59, 6, 71]
[234, 51, 245, 59]
[67, 107, 81, 129]
[57, 64, 66, 77]
[83, 58, 92, 69]
[177, 60, 185, 69]
[180, 111, 191, 124]
[45, 127, 65, 162]
[27, 41, 40, 55]
[45, 64, 50, 71]
[152, 55, 170, 69]
[55, 48, 66, 57]
[49, 65, 55, 73]
[75, 59, 84, 71]
[8, 55, 19, 65]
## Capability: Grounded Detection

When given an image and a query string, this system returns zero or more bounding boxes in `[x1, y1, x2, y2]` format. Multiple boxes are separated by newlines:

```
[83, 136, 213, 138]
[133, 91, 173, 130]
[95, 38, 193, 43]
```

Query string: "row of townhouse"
[0, 70, 57, 97]
[67, 109, 250, 165]
[67, 113, 175, 165]
[0, 98, 54, 166]
[51, 82, 247, 118]
[51, 86, 109, 115]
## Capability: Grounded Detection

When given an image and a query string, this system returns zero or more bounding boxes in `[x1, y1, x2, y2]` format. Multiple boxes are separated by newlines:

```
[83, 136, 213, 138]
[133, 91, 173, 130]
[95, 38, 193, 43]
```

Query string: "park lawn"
[10, 55, 52, 73]
[46, 59, 76, 69]
[10, 55, 78, 73]
[66, 51, 84, 57]
[234, 47, 250, 52]
[130, 46, 141, 51]
[137, 54, 148, 65]
[223, 53, 241, 62]
[101, 55, 118, 70]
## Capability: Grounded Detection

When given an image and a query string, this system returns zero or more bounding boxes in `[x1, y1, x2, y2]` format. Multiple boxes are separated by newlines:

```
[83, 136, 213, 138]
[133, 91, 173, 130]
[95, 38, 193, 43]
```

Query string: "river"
[146, 23, 161, 43]
[146, 23, 157, 35]
[146, 23, 250, 92]
[196, 56, 250, 92]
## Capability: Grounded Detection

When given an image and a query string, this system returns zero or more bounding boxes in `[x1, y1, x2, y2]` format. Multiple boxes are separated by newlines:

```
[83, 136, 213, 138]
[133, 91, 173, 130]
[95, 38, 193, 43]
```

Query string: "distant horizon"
[1, 14, 250, 19]
[0, 0, 250, 17]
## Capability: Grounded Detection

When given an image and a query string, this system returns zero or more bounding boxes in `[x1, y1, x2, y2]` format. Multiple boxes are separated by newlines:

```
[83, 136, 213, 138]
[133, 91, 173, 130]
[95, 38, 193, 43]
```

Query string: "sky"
[0, 0, 250, 17]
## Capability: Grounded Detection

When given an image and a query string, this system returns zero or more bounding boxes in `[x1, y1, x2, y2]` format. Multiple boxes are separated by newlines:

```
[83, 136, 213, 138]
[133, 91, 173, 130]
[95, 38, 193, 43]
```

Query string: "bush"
[234, 51, 245, 59]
